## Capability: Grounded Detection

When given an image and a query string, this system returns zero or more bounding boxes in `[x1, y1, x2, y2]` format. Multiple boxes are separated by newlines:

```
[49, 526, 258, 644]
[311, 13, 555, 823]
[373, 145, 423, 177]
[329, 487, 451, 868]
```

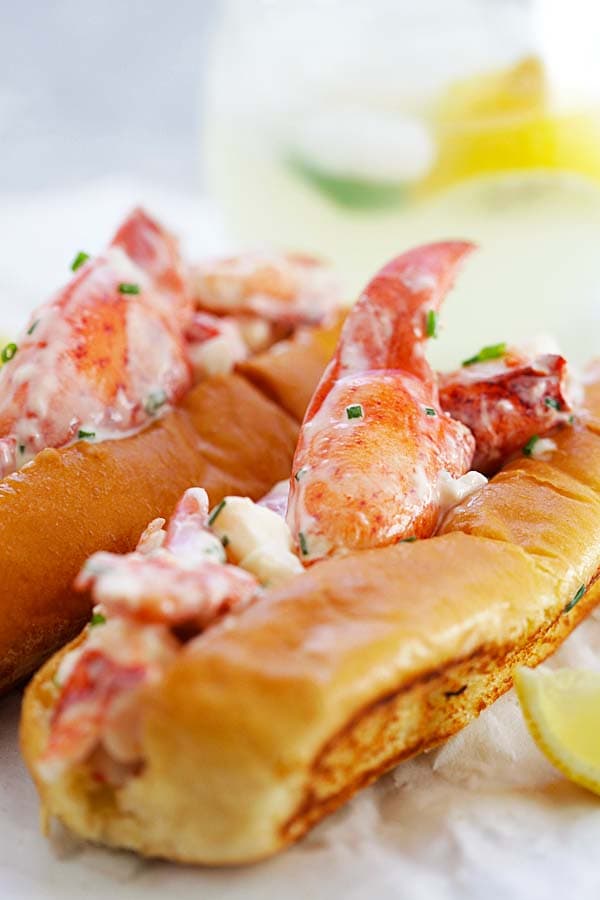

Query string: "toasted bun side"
[237, 316, 343, 421]
[1, 374, 298, 693]
[21, 537, 600, 864]
[285, 574, 600, 846]
[20, 533, 557, 863]
[21, 383, 600, 864]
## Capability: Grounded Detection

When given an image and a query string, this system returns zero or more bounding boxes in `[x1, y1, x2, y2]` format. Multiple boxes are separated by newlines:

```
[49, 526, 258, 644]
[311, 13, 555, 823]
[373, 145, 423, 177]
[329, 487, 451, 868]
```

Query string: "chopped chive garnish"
[27, 319, 40, 336]
[523, 434, 540, 457]
[1, 342, 18, 363]
[425, 309, 438, 338]
[568, 414, 575, 425]
[208, 499, 226, 526]
[544, 397, 561, 411]
[295, 467, 307, 482]
[90, 611, 106, 627]
[424, 407, 437, 416]
[118, 282, 140, 295]
[346, 404, 364, 420]
[77, 429, 96, 440]
[221, 534, 230, 548]
[564, 584, 586, 613]
[401, 536, 418, 543]
[18, 444, 25, 454]
[145, 390, 167, 415]
[462, 342, 507, 367]
[298, 531, 309, 556]
[71, 251, 89, 272]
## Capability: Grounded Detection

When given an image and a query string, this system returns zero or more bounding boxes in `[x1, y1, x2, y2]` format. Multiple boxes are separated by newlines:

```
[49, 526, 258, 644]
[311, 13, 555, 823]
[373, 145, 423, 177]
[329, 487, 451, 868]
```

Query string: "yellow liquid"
[206, 127, 600, 368]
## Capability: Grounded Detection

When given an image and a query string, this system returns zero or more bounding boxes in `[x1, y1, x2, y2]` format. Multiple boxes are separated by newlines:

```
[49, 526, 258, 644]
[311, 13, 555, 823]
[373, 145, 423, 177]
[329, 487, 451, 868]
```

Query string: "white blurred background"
[0, 0, 599, 359]
[0, 0, 217, 195]
[0, 1, 221, 335]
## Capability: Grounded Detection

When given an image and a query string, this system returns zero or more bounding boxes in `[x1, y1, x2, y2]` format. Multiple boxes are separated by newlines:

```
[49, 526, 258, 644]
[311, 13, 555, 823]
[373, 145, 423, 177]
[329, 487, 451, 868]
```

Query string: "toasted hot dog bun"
[237, 315, 343, 421]
[0, 373, 299, 693]
[21, 375, 600, 864]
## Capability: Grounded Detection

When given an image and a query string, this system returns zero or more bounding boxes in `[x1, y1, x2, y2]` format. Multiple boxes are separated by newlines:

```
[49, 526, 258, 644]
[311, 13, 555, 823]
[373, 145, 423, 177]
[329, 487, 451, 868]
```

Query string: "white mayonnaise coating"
[104, 246, 151, 290]
[187, 327, 247, 377]
[529, 437, 557, 460]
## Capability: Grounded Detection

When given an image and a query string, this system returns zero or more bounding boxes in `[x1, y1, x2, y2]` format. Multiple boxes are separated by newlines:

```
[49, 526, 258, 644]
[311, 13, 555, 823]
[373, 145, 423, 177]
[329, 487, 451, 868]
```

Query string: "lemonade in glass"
[203, 0, 600, 367]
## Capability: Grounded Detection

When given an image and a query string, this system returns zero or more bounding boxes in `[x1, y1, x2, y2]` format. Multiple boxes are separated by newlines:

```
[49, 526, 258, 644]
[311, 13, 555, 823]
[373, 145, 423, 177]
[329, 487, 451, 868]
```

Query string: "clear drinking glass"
[203, 0, 600, 368]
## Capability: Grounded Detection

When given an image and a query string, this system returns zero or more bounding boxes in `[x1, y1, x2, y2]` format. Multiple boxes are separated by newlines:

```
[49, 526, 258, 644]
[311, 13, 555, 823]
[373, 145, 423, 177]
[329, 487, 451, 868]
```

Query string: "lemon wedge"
[514, 666, 600, 795]
[421, 55, 600, 193]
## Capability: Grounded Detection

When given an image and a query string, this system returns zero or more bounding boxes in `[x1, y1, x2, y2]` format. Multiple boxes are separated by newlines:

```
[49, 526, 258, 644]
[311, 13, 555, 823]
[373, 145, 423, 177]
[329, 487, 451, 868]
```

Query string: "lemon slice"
[514, 666, 600, 795]
[421, 56, 600, 194]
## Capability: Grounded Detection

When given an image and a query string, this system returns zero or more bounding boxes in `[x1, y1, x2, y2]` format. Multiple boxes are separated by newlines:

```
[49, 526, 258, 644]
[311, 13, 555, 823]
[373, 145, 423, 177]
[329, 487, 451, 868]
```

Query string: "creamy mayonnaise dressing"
[529, 437, 558, 460]
[104, 246, 151, 290]
[187, 322, 248, 377]
[400, 267, 438, 296]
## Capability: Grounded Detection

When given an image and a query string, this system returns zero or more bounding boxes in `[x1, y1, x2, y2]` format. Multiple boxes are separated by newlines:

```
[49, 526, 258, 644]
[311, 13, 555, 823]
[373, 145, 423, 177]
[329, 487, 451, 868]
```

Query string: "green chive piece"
[77, 429, 96, 440]
[18, 444, 25, 455]
[523, 434, 540, 457]
[425, 407, 437, 416]
[71, 251, 90, 272]
[27, 319, 40, 336]
[298, 531, 309, 556]
[221, 534, 230, 548]
[401, 536, 418, 543]
[90, 611, 106, 627]
[145, 390, 167, 416]
[462, 342, 507, 367]
[295, 467, 307, 482]
[118, 282, 140, 295]
[208, 499, 226, 526]
[425, 309, 438, 338]
[544, 397, 561, 411]
[568, 414, 575, 425]
[346, 404, 364, 420]
[564, 584, 586, 613]
[1, 342, 18, 363]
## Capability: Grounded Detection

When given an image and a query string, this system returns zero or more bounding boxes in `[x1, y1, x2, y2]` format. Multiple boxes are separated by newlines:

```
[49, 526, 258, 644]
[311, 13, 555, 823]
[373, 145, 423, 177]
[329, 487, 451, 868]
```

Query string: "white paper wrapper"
[1, 183, 600, 900]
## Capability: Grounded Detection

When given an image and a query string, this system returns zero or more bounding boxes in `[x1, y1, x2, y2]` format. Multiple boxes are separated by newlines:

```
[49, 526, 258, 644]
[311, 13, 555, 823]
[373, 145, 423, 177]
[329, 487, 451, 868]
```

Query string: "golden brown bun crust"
[1, 374, 298, 693]
[21, 378, 600, 864]
[237, 317, 343, 421]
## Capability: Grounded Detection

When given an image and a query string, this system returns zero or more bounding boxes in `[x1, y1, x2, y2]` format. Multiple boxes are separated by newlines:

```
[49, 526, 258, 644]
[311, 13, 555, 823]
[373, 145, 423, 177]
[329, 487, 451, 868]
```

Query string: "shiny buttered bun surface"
[21, 376, 600, 864]
[0, 364, 308, 694]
